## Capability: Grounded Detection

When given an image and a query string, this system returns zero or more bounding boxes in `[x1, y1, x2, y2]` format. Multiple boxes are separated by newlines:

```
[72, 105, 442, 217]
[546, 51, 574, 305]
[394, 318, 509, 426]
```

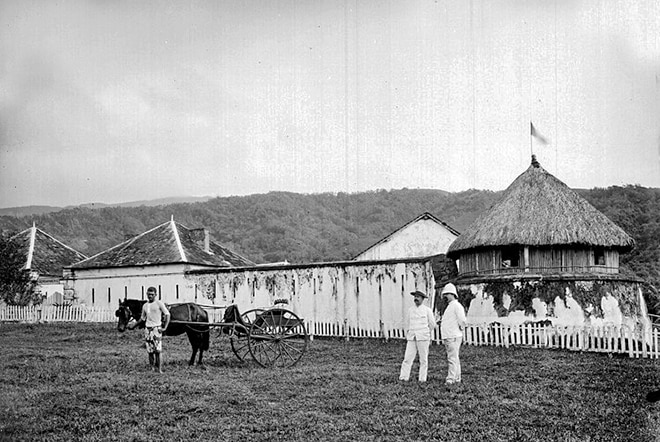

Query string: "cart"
[168, 302, 308, 368]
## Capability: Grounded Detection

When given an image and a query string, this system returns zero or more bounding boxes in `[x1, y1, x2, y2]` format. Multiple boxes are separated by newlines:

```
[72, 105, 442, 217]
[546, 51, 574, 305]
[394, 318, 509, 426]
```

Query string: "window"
[176, 285, 179, 300]
[107, 287, 111, 304]
[594, 248, 606, 266]
[124, 286, 127, 300]
[501, 247, 520, 268]
[92, 288, 95, 304]
[141, 286, 144, 300]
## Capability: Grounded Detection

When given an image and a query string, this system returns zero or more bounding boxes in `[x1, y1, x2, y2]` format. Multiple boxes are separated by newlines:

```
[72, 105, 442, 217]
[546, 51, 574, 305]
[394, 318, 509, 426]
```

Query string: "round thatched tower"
[446, 155, 650, 329]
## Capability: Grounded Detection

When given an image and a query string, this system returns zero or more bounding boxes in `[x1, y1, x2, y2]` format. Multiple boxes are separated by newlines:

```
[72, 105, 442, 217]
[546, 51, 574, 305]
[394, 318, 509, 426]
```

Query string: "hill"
[0, 206, 63, 217]
[0, 196, 215, 217]
[0, 186, 658, 311]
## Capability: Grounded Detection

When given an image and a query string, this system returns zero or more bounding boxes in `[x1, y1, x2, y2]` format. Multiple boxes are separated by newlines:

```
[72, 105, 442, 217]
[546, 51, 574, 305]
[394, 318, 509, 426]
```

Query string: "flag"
[530, 122, 548, 145]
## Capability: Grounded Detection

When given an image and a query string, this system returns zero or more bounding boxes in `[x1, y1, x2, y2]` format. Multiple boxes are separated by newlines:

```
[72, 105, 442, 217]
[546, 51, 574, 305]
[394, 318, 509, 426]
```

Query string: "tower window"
[501, 247, 520, 268]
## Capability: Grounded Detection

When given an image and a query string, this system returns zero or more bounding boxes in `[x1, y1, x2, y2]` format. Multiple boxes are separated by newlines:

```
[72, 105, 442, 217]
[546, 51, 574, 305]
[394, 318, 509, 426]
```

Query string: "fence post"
[344, 318, 349, 342]
[642, 325, 648, 358]
[308, 321, 314, 342]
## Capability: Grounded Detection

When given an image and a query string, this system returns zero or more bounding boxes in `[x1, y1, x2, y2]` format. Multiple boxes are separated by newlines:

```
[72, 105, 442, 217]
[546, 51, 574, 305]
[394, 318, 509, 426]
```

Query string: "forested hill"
[0, 188, 497, 263]
[1, 186, 658, 300]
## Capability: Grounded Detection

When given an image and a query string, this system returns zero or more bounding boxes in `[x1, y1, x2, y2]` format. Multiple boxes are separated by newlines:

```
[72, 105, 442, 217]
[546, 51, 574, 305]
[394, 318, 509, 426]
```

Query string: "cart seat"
[222, 304, 249, 335]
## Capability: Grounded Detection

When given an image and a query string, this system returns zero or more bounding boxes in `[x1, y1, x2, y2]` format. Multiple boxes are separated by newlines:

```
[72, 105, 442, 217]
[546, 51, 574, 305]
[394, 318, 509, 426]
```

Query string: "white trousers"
[443, 336, 462, 384]
[399, 339, 430, 382]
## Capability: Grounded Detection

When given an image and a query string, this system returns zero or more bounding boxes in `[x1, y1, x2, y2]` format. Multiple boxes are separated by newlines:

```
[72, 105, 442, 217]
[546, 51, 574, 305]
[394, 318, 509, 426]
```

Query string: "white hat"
[441, 283, 457, 296]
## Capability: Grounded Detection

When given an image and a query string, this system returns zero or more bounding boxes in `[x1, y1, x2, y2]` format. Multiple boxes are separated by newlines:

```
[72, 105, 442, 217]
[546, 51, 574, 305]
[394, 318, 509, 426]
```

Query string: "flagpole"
[530, 121, 533, 157]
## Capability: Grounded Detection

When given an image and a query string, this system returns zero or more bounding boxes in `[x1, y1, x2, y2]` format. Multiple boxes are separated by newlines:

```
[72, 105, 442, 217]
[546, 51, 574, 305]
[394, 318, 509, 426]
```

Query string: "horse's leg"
[187, 331, 198, 366]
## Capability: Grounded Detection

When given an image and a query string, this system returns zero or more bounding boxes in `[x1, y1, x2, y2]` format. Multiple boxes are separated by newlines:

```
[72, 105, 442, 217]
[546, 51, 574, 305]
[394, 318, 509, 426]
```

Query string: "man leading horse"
[116, 292, 210, 368]
[132, 286, 170, 373]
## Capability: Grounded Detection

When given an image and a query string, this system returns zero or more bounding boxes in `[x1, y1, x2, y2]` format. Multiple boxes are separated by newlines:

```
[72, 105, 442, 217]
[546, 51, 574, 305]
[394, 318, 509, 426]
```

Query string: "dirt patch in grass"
[0, 323, 659, 441]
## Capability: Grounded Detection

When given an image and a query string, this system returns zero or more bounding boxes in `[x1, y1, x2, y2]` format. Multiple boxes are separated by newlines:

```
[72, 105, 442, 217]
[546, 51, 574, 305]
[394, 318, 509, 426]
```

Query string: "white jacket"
[405, 304, 436, 341]
[441, 299, 466, 339]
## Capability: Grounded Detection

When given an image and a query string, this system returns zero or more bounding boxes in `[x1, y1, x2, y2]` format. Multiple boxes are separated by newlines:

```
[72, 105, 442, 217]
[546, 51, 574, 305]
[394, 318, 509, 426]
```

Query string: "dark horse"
[115, 299, 210, 366]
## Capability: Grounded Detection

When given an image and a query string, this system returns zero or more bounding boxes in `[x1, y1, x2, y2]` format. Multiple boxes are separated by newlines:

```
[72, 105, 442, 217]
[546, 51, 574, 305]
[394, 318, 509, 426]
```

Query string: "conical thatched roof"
[447, 156, 635, 256]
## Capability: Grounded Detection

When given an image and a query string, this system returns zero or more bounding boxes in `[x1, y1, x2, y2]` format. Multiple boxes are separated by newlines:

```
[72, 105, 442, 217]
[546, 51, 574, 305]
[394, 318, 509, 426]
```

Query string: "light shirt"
[405, 304, 436, 341]
[441, 299, 466, 339]
[141, 300, 170, 328]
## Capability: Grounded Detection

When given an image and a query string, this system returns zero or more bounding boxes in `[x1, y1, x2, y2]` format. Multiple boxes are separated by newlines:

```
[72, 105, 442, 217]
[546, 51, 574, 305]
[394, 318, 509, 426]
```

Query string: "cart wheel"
[248, 308, 308, 368]
[230, 309, 265, 362]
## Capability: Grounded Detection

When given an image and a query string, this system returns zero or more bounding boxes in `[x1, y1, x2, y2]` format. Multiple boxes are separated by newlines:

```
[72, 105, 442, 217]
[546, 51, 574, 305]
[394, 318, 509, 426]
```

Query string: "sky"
[0, 0, 659, 208]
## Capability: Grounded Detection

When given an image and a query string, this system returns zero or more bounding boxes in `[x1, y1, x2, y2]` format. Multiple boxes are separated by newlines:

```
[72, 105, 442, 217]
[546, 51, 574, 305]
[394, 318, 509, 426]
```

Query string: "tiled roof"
[71, 219, 254, 269]
[11, 226, 88, 277]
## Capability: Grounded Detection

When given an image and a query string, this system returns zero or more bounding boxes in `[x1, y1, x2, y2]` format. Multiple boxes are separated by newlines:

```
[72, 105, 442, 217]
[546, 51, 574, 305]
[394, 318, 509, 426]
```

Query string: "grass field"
[1, 323, 659, 442]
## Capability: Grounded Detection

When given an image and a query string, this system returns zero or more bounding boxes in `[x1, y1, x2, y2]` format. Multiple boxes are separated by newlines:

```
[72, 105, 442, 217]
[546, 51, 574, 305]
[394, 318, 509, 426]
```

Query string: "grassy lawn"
[0, 323, 659, 442]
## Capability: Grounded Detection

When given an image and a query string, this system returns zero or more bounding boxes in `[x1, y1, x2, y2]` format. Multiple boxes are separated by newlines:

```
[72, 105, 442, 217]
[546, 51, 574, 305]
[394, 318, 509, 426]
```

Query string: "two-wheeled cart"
[169, 303, 308, 368]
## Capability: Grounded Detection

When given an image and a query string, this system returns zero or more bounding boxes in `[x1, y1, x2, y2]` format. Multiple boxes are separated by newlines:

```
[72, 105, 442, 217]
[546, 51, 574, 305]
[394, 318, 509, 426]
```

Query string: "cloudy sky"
[1, 0, 658, 208]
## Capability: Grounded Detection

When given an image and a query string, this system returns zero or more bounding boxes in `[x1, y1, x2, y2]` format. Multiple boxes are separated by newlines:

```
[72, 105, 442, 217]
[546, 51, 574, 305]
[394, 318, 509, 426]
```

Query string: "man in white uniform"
[399, 290, 437, 383]
[440, 283, 466, 387]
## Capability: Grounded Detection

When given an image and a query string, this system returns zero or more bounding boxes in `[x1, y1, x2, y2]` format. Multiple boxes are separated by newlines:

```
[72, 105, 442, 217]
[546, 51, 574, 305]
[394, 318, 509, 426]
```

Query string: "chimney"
[190, 228, 211, 253]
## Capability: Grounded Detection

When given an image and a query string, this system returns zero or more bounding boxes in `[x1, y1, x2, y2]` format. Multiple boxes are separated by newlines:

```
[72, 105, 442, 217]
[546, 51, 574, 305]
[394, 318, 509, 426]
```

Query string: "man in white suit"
[440, 283, 466, 387]
[399, 290, 437, 383]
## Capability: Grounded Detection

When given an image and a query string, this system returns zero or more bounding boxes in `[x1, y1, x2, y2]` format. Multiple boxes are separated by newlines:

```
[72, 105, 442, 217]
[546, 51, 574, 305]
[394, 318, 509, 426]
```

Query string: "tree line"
[1, 186, 658, 312]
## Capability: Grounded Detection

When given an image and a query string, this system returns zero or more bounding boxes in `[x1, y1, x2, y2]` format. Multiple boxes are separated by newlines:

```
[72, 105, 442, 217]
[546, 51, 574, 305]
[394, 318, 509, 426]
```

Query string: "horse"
[115, 299, 210, 366]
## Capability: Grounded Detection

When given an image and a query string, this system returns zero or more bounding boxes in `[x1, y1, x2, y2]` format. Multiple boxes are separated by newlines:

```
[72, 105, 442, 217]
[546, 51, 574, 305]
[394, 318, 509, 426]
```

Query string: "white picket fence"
[0, 304, 116, 323]
[462, 322, 660, 359]
[300, 320, 660, 359]
[2, 304, 658, 359]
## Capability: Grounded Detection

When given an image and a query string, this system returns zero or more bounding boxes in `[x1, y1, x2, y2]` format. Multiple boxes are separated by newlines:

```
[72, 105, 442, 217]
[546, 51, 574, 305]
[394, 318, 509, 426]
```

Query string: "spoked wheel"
[230, 309, 265, 362]
[248, 308, 308, 368]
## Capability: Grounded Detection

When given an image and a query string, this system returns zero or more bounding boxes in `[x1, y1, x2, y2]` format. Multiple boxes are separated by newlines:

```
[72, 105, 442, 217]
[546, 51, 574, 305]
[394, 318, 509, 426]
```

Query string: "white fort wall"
[63, 264, 223, 308]
[185, 258, 436, 337]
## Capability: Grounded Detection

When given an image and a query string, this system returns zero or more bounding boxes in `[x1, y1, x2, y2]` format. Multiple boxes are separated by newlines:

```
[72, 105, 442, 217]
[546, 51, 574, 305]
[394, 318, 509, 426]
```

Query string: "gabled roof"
[11, 225, 88, 277]
[352, 212, 460, 260]
[447, 156, 635, 256]
[70, 219, 254, 269]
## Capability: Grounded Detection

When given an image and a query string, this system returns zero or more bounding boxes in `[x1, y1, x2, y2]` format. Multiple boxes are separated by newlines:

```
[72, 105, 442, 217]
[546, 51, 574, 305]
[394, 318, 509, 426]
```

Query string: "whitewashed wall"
[62, 258, 437, 335]
[63, 263, 221, 309]
[186, 259, 436, 335]
[463, 281, 652, 332]
[353, 218, 458, 261]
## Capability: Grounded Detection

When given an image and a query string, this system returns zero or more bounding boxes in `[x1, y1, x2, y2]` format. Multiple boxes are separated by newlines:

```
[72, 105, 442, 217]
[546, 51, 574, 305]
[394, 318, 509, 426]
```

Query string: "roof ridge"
[171, 219, 187, 262]
[25, 225, 36, 270]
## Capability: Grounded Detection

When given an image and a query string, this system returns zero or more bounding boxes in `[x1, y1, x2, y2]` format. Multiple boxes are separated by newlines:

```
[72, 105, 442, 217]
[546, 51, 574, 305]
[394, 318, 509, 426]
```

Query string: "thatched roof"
[447, 156, 635, 256]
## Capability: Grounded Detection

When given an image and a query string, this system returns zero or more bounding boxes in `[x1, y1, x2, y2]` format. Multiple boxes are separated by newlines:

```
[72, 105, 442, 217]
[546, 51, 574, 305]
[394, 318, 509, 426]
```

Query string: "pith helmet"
[441, 283, 457, 296]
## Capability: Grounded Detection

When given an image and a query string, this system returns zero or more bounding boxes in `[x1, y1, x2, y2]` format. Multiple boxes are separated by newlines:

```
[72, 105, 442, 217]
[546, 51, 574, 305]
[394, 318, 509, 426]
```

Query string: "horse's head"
[115, 300, 135, 332]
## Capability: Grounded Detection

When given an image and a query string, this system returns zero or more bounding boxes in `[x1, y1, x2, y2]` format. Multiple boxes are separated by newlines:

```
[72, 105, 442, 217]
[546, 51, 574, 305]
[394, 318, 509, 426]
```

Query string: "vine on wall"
[481, 280, 642, 319]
